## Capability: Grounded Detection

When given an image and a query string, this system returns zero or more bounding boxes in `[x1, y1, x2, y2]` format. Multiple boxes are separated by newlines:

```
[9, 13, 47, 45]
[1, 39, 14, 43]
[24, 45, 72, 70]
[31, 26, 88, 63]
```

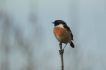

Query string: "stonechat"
[52, 20, 75, 48]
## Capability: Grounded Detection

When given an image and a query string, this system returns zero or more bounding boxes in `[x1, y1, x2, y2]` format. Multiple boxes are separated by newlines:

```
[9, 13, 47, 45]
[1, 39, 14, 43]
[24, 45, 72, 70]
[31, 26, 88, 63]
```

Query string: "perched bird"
[52, 20, 75, 48]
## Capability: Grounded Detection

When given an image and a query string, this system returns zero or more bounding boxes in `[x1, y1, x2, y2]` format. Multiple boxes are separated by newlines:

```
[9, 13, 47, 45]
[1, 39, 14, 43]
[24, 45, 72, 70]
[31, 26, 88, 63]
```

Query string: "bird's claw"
[59, 49, 64, 54]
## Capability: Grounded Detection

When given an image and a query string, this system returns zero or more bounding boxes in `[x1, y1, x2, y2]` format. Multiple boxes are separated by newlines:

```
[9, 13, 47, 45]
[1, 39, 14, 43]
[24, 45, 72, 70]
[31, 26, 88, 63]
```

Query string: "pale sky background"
[0, 0, 106, 70]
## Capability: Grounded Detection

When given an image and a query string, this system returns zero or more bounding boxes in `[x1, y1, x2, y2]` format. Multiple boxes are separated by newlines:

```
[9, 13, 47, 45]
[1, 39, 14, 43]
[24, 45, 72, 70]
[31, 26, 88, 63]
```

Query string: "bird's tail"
[70, 41, 75, 48]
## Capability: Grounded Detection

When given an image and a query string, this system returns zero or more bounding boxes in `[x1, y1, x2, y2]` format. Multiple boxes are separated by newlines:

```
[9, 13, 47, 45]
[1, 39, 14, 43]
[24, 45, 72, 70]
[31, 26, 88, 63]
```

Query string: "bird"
[52, 20, 75, 48]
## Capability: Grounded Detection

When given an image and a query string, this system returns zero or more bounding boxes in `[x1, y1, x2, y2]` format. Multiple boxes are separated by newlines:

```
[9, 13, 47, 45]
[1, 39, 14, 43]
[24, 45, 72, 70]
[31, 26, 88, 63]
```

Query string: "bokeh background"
[0, 0, 106, 70]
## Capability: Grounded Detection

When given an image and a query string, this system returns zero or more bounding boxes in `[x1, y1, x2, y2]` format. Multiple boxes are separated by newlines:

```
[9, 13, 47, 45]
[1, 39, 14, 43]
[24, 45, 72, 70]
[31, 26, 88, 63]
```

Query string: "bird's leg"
[63, 43, 67, 50]
[59, 43, 64, 54]
[59, 42, 62, 46]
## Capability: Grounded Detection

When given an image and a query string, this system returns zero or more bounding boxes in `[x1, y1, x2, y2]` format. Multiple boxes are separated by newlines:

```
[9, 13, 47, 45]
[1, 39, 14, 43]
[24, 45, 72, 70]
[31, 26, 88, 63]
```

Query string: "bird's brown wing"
[64, 24, 73, 40]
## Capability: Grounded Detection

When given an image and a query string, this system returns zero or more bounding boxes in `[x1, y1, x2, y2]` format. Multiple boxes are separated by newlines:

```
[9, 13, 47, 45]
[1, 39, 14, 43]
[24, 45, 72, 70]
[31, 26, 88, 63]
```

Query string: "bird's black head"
[52, 20, 66, 26]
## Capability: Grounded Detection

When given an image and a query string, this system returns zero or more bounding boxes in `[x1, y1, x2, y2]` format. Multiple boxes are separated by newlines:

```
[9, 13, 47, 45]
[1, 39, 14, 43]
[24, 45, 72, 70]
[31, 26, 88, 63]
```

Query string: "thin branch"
[59, 43, 64, 70]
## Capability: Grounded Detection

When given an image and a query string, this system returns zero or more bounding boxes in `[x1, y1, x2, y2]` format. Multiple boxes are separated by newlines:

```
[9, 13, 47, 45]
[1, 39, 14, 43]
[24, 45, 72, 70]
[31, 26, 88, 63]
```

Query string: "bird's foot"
[59, 49, 64, 54]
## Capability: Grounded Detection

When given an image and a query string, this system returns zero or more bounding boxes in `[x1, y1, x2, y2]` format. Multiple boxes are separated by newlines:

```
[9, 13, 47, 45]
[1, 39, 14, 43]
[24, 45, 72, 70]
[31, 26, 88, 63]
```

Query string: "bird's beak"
[52, 22, 54, 24]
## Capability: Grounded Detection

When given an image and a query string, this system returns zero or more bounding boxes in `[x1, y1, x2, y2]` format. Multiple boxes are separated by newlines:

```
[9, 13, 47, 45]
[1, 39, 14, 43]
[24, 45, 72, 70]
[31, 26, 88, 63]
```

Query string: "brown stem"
[59, 43, 64, 70]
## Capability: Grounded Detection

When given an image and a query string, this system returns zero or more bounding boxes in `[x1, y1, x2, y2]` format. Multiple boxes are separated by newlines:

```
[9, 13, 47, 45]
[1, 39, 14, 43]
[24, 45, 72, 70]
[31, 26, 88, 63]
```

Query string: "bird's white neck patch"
[56, 24, 64, 28]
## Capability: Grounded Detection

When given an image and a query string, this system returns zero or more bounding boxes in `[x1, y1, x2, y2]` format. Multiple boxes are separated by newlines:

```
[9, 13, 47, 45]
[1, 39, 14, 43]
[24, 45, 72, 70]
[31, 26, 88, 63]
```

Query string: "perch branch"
[59, 43, 64, 70]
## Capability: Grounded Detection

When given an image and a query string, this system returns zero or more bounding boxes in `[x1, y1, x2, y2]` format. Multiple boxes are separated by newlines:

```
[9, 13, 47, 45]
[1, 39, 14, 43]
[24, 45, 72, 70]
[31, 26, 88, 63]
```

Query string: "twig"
[59, 43, 64, 70]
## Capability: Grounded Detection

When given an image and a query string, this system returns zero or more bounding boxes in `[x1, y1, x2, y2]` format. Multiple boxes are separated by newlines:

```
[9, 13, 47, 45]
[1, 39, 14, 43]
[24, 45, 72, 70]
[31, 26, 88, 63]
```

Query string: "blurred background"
[0, 0, 106, 70]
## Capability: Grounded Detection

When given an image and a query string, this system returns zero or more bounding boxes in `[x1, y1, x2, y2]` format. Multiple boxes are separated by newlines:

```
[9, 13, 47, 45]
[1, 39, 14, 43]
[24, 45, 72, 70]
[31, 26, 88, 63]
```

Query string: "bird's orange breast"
[53, 27, 65, 37]
[53, 27, 71, 43]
